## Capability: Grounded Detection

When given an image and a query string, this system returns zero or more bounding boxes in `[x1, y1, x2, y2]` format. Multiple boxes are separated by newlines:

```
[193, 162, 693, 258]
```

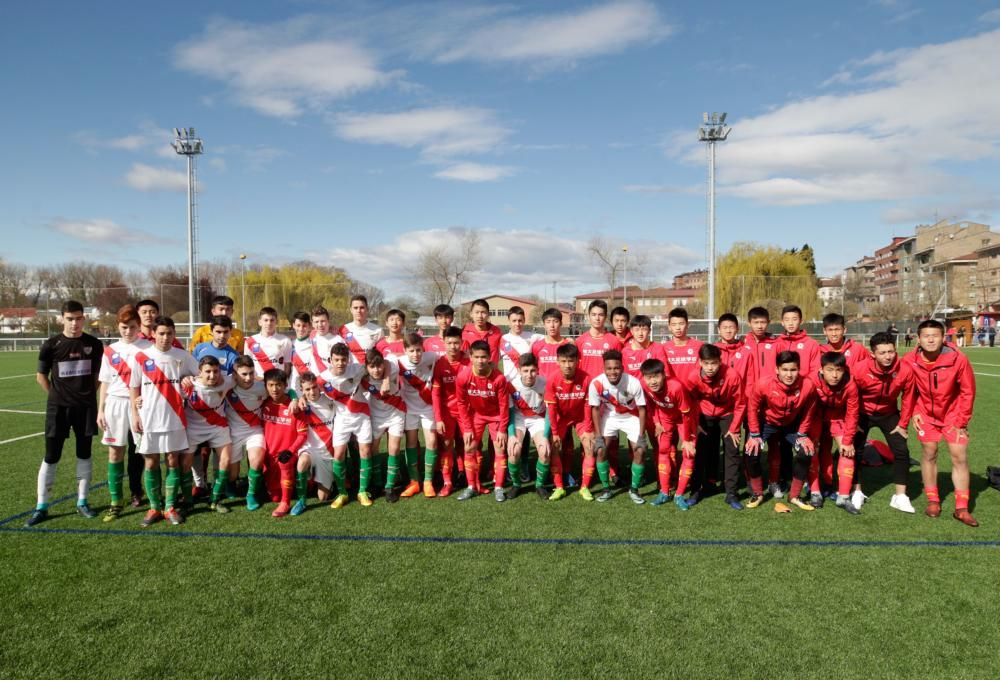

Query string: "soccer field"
[1, 349, 999, 679]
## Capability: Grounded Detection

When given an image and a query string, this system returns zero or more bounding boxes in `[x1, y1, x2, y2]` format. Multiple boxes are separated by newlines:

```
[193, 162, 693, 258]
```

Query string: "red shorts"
[914, 412, 968, 445]
[466, 415, 504, 449]
[647, 421, 678, 454]
[554, 420, 593, 442]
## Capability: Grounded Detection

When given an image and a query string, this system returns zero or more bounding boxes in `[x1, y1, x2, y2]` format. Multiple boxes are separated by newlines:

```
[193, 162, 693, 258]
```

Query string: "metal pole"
[707, 140, 716, 343]
[622, 247, 628, 307]
[186, 154, 195, 337]
[240, 256, 247, 331]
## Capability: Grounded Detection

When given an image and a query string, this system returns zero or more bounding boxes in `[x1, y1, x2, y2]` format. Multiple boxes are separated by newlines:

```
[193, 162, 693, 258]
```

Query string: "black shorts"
[45, 401, 97, 440]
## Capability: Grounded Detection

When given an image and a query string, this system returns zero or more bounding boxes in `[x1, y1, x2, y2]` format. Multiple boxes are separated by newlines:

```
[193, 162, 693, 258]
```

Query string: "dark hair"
[350, 295, 368, 307]
[588, 300, 608, 314]
[61, 300, 84, 314]
[263, 368, 287, 385]
[469, 340, 490, 355]
[822, 313, 845, 328]
[210, 315, 233, 330]
[299, 371, 318, 385]
[869, 331, 895, 350]
[781, 305, 803, 319]
[259, 306, 278, 318]
[153, 315, 174, 330]
[443, 326, 463, 339]
[518, 353, 537, 368]
[918, 319, 946, 334]
[556, 343, 579, 360]
[640, 358, 666, 376]
[385, 308, 405, 322]
[404, 332, 424, 349]
[717, 313, 739, 327]
[364, 349, 384, 367]
[699, 344, 722, 361]
[470, 299, 490, 311]
[211, 295, 234, 308]
[602, 349, 623, 363]
[292, 311, 311, 324]
[775, 350, 800, 367]
[234, 355, 255, 370]
[610, 306, 630, 320]
[747, 306, 769, 321]
[330, 343, 350, 358]
[433, 304, 455, 318]
[508, 306, 525, 318]
[198, 355, 220, 369]
[311, 305, 330, 319]
[629, 314, 652, 329]
[541, 307, 562, 322]
[668, 307, 688, 322]
[135, 299, 160, 313]
[820, 351, 847, 369]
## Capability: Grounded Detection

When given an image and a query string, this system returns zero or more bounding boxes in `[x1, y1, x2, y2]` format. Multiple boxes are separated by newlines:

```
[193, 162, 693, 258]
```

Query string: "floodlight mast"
[697, 112, 731, 343]
[172, 127, 204, 335]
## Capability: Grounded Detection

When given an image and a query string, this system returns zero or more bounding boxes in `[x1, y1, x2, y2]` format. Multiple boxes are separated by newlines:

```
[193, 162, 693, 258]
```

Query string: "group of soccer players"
[26, 291, 980, 528]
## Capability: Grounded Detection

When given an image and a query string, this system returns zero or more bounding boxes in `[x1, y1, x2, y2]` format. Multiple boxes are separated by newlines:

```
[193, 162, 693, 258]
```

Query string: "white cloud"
[979, 9, 1000, 23]
[124, 163, 188, 192]
[434, 162, 515, 182]
[623, 183, 699, 195]
[333, 107, 509, 158]
[174, 17, 398, 118]
[75, 121, 177, 159]
[46, 218, 174, 245]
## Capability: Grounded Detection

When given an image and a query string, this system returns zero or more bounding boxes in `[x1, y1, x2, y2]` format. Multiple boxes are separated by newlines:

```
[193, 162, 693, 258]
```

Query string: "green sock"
[180, 470, 194, 503]
[597, 461, 612, 489]
[630, 463, 644, 491]
[507, 461, 520, 487]
[386, 453, 400, 490]
[212, 469, 226, 503]
[164, 468, 179, 510]
[535, 461, 550, 488]
[332, 460, 347, 496]
[423, 449, 438, 483]
[108, 461, 124, 504]
[144, 467, 162, 511]
[247, 468, 262, 501]
[405, 447, 419, 482]
[359, 457, 372, 494]
[296, 470, 309, 502]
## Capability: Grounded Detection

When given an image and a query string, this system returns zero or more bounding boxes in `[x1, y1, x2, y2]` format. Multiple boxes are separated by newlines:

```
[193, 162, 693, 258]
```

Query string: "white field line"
[974, 372, 1000, 378]
[0, 432, 43, 445]
[0, 409, 44, 415]
[0, 374, 34, 381]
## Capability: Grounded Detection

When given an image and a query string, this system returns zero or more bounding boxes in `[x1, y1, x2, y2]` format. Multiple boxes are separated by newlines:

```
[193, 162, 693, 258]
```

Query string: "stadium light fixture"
[698, 111, 731, 343]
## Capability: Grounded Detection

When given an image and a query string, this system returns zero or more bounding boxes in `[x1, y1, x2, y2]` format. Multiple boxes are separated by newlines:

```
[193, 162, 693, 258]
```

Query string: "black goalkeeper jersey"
[37, 332, 104, 407]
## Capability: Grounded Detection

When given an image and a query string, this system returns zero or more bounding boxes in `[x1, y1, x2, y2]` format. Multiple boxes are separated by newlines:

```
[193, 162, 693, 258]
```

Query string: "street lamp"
[239, 254, 248, 332]
[172, 127, 204, 338]
[698, 112, 731, 343]
[622, 246, 629, 308]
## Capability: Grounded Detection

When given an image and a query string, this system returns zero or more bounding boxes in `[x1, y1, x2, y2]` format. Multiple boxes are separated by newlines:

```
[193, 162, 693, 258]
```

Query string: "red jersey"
[775, 330, 822, 376]
[138, 330, 184, 350]
[615, 330, 633, 345]
[622, 341, 668, 379]
[747, 374, 817, 435]
[454, 367, 509, 432]
[261, 398, 308, 454]
[575, 331, 623, 379]
[715, 337, 752, 383]
[743, 332, 779, 394]
[544, 369, 592, 436]
[375, 338, 405, 358]
[812, 375, 860, 445]
[641, 377, 696, 442]
[818, 338, 868, 372]
[422, 335, 447, 354]
[432, 354, 470, 423]
[901, 346, 976, 428]
[662, 337, 704, 384]
[681, 364, 746, 428]
[853, 355, 914, 423]
[531, 337, 570, 383]
[461, 323, 503, 364]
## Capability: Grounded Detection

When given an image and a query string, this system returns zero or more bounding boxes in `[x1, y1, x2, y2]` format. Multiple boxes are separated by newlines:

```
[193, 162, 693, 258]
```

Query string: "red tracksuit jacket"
[852, 355, 915, 425]
[715, 337, 752, 383]
[744, 333, 779, 396]
[811, 375, 860, 445]
[774, 330, 822, 375]
[818, 339, 868, 371]
[461, 323, 503, 364]
[747, 374, 817, 435]
[901, 346, 976, 428]
[681, 364, 746, 434]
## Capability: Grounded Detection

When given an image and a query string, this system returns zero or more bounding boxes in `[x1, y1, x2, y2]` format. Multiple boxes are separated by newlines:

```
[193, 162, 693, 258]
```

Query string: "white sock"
[37, 462, 58, 507]
[76, 458, 93, 502]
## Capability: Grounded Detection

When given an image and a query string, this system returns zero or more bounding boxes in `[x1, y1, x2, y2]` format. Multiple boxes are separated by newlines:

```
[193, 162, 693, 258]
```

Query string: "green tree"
[712, 242, 820, 320]
[227, 263, 354, 331]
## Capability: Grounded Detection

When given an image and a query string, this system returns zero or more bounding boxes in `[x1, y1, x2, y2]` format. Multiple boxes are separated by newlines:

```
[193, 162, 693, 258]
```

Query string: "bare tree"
[586, 236, 648, 294]
[409, 229, 482, 306]
[350, 279, 387, 318]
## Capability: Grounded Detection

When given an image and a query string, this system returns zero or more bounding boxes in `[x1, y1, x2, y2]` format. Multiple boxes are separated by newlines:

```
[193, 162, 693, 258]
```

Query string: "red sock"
[669, 450, 681, 489]
[926, 486, 940, 503]
[789, 478, 804, 499]
[768, 451, 782, 485]
[675, 456, 695, 495]
[551, 452, 564, 489]
[657, 451, 672, 493]
[561, 444, 573, 482]
[955, 489, 970, 511]
[279, 463, 295, 505]
[581, 454, 596, 488]
[808, 456, 820, 493]
[837, 456, 854, 497]
[749, 476, 763, 495]
[607, 440, 619, 478]
[456, 451, 465, 474]
[440, 449, 453, 487]
[464, 452, 479, 490]
[820, 446, 834, 488]
[493, 449, 506, 489]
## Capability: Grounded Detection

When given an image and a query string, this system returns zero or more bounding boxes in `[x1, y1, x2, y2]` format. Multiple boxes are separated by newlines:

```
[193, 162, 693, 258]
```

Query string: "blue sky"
[2, 0, 999, 299]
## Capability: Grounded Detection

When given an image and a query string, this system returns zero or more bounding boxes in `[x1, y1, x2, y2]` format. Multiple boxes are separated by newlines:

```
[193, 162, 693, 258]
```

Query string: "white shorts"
[333, 413, 373, 446]
[601, 415, 645, 446]
[100, 396, 135, 447]
[137, 429, 189, 455]
[299, 446, 335, 489]
[513, 411, 546, 439]
[404, 404, 435, 432]
[230, 432, 265, 464]
[186, 425, 232, 453]
[373, 411, 405, 441]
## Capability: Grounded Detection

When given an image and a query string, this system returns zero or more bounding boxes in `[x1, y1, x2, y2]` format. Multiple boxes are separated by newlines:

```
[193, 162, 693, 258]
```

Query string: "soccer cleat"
[164, 508, 185, 525]
[385, 488, 401, 504]
[438, 483, 452, 498]
[578, 486, 594, 502]
[835, 494, 848, 508]
[536, 486, 551, 501]
[330, 494, 349, 509]
[423, 481, 437, 498]
[400, 480, 421, 498]
[596, 488, 614, 503]
[548, 487, 567, 502]
[566, 473, 578, 489]
[507, 483, 520, 500]
[851, 489, 868, 510]
[25, 509, 48, 527]
[129, 495, 145, 508]
[686, 491, 702, 507]
[674, 495, 690, 511]
[271, 502, 291, 518]
[889, 494, 915, 514]
[745, 494, 765, 509]
[841, 501, 861, 515]
[767, 483, 784, 499]
[457, 487, 477, 501]
[628, 489, 645, 505]
[290, 499, 307, 516]
[494, 487, 506, 503]
[823, 489, 838, 501]
[357, 492, 373, 507]
[191, 486, 209, 503]
[140, 509, 163, 527]
[789, 497, 815, 512]
[76, 502, 97, 519]
[609, 473, 620, 488]
[651, 492, 672, 506]
[725, 495, 744, 511]
[246, 494, 261, 512]
[809, 492, 824, 509]
[103, 503, 123, 522]
[953, 509, 979, 527]
[925, 501, 942, 518]
[773, 502, 792, 514]
[210, 501, 230, 514]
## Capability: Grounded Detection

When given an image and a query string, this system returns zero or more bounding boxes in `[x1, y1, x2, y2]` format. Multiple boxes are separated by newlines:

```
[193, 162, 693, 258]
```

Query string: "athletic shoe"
[908, 457, 921, 467]
[210, 501, 230, 514]
[768, 482, 784, 499]
[823, 489, 838, 501]
[103, 503, 123, 522]
[25, 509, 48, 527]
[835, 494, 848, 508]
[357, 492, 373, 507]
[609, 473, 620, 488]
[536, 486, 551, 501]
[493, 487, 506, 502]
[841, 501, 860, 515]
[246, 494, 261, 512]
[400, 481, 421, 498]
[76, 502, 97, 519]
[290, 499, 307, 516]
[140, 509, 162, 527]
[953, 509, 979, 527]
[423, 481, 437, 498]
[925, 501, 942, 518]
[596, 488, 614, 503]
[889, 494, 915, 514]
[548, 488, 567, 502]
[578, 486, 594, 502]
[507, 483, 520, 500]
[789, 497, 815, 512]
[191, 486, 209, 503]
[271, 502, 291, 518]
[566, 473, 578, 489]
[725, 495, 744, 511]
[164, 508, 185, 525]
[628, 489, 645, 505]
[129, 496, 145, 508]
[809, 492, 824, 509]
[330, 494, 348, 509]
[457, 487, 477, 501]
[745, 494, 765, 509]
[651, 492, 672, 506]
[438, 483, 452, 498]
[687, 491, 702, 507]
[674, 496, 690, 511]
[385, 488, 401, 504]
[851, 489, 868, 510]
[773, 502, 792, 514]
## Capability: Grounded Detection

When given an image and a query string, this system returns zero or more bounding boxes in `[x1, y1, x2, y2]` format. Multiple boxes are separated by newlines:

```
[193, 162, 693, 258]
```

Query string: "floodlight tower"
[172, 127, 204, 332]
[698, 112, 730, 343]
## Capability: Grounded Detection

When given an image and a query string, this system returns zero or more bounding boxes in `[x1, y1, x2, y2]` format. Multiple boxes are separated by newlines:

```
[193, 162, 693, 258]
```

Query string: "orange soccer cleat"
[401, 480, 421, 498]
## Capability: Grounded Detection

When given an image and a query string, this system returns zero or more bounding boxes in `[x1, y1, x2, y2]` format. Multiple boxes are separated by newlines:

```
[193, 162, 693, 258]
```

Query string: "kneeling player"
[321, 343, 376, 508]
[184, 356, 235, 514]
[455, 340, 510, 501]
[507, 353, 551, 500]
[260, 369, 308, 517]
[293, 372, 337, 515]
[588, 350, 647, 504]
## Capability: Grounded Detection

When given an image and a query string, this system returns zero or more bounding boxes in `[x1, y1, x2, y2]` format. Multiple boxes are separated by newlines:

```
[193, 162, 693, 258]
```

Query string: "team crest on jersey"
[403, 369, 412, 377]
[603, 343, 609, 349]
[144, 359, 155, 370]
[735, 352, 742, 359]
[575, 384, 582, 390]
[190, 393, 201, 404]
[323, 383, 333, 395]
[346, 332, 354, 341]
[602, 389, 611, 399]
[251, 342, 260, 352]
[228, 392, 238, 403]
[687, 348, 694, 355]
[366, 384, 378, 394]
[513, 391, 521, 400]
[765, 344, 772, 350]
[111, 353, 121, 365]
[797, 343, 804, 349]
[84, 346, 93, 355]
[504, 342, 512, 350]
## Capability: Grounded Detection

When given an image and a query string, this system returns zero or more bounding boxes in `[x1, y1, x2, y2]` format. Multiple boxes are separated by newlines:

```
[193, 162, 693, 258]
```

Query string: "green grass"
[1, 348, 999, 679]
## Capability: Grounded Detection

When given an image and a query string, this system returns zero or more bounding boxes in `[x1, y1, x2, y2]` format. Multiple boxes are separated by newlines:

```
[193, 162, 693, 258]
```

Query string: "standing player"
[288, 311, 320, 396]
[321, 343, 376, 508]
[423, 304, 455, 354]
[135, 299, 185, 349]
[715, 313, 750, 379]
[26, 301, 106, 526]
[499, 306, 543, 379]
[398, 333, 440, 498]
[128, 316, 200, 526]
[662, 307, 703, 385]
[610, 306, 632, 344]
[818, 313, 867, 371]
[339, 295, 383, 364]
[622, 315, 667, 379]
[184, 356, 235, 514]
[462, 299, 503, 364]
[743, 306, 778, 387]
[531, 308, 571, 384]
[588, 350, 647, 504]
[808, 352, 860, 512]
[376, 309, 407, 357]
[245, 307, 292, 380]
[575, 300, 623, 380]
[507, 353, 551, 500]
[260, 369, 308, 517]
[97, 305, 150, 521]
[432, 327, 470, 497]
[292, 372, 337, 515]
[362, 350, 408, 503]
[455, 341, 510, 501]
[775, 305, 821, 375]
[544, 344, 595, 501]
[187, 295, 244, 352]
[192, 316, 242, 374]
[640, 358, 698, 508]
[903, 320, 978, 526]
[227, 356, 269, 512]
[308, 305, 346, 376]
